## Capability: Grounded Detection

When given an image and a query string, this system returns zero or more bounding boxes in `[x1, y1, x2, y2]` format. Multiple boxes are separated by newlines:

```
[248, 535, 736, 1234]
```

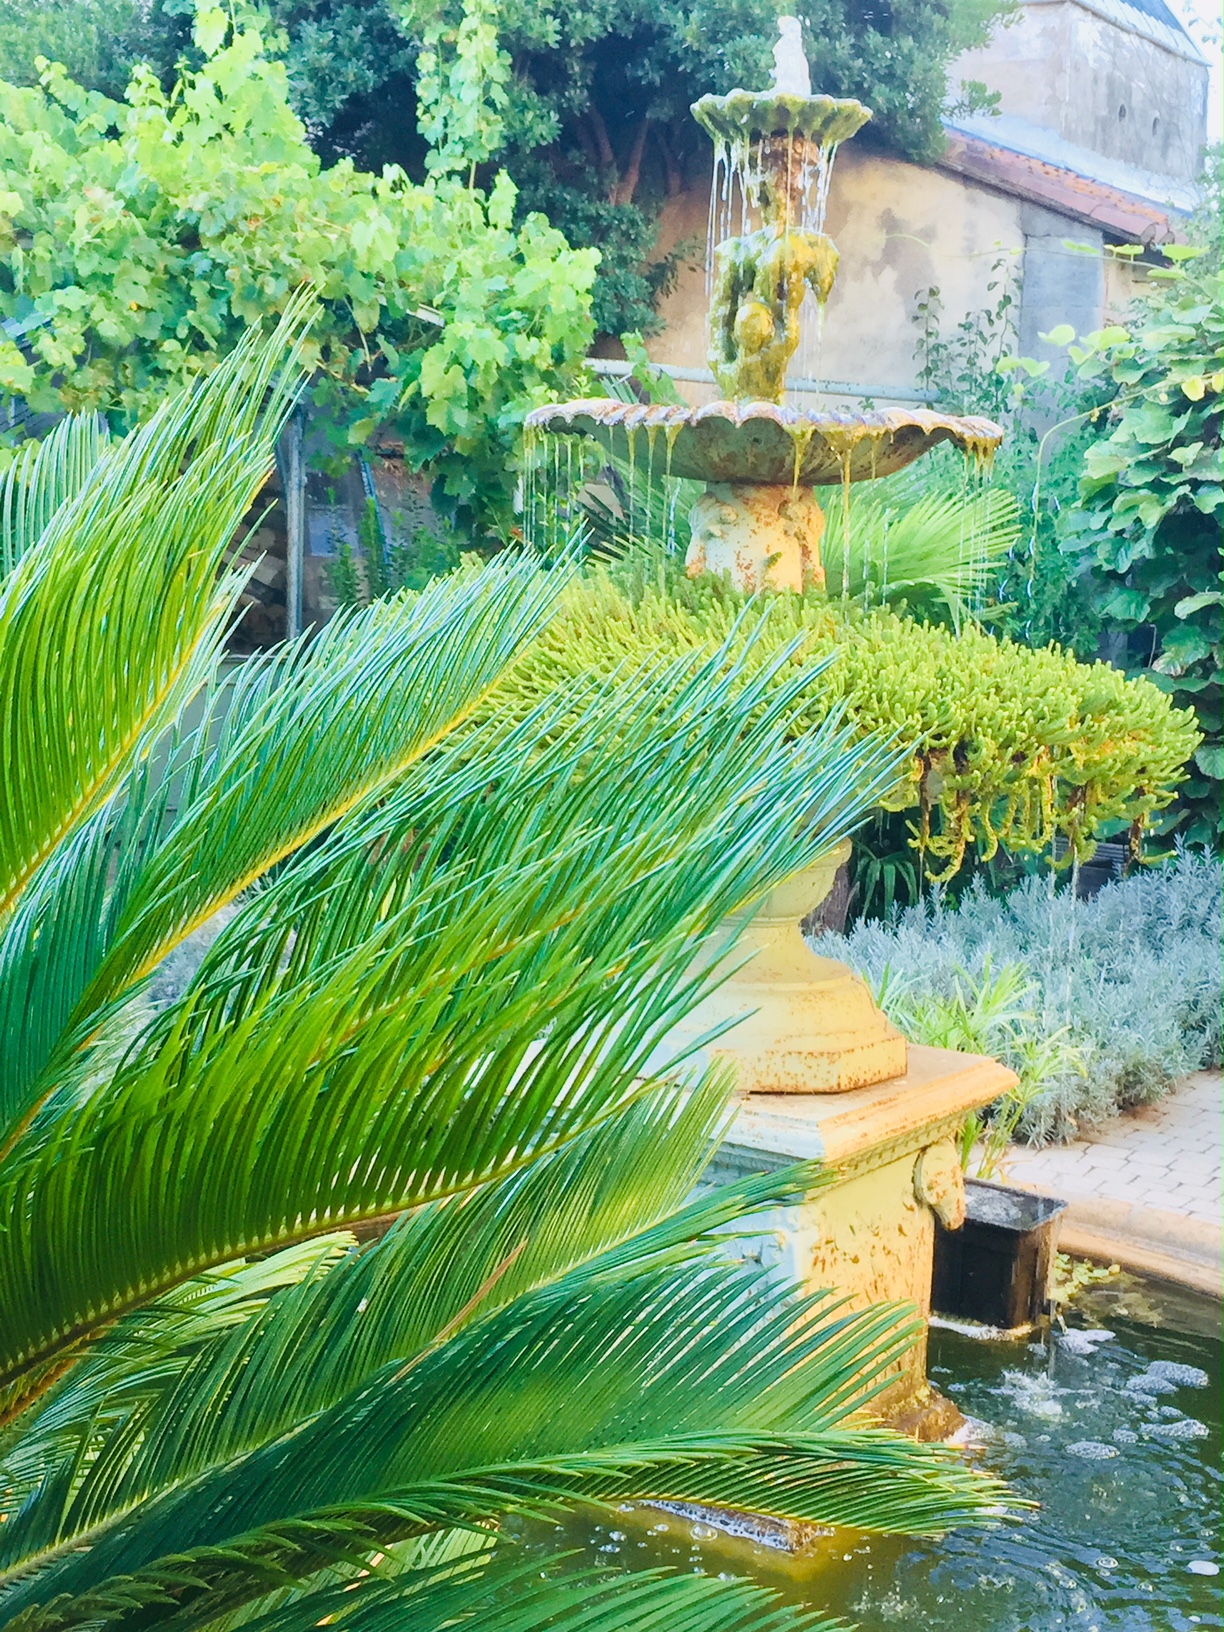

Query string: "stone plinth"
[710, 1045, 1018, 1436]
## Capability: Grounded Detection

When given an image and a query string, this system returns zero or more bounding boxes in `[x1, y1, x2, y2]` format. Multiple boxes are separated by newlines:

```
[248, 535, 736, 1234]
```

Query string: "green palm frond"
[0, 1076, 767, 1551]
[0, 414, 110, 577]
[0, 1243, 1000, 1620]
[0, 629, 898, 1405]
[0, 541, 562, 1148]
[226, 1551, 842, 1632]
[821, 483, 1020, 625]
[0, 304, 309, 931]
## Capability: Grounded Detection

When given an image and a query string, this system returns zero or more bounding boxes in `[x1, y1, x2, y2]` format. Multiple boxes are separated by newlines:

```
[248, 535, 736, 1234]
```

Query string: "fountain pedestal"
[686, 482, 827, 593]
[528, 15, 1015, 1453]
[676, 843, 1016, 1436]
[712, 1045, 1017, 1436]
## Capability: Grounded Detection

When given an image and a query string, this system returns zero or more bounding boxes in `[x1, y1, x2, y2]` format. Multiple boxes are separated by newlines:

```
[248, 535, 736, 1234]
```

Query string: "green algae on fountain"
[694, 15, 867, 402]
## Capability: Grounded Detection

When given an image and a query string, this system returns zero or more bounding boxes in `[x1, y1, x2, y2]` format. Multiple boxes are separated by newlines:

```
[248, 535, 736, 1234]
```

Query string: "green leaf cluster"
[0, 0, 1015, 341]
[0, 3, 598, 536]
[1055, 255, 1222, 845]
[0, 318, 1004, 1627]
[489, 556, 1200, 878]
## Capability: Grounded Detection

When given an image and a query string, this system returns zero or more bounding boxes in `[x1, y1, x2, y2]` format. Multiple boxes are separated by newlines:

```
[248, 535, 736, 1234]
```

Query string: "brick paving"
[1003, 1070, 1223, 1226]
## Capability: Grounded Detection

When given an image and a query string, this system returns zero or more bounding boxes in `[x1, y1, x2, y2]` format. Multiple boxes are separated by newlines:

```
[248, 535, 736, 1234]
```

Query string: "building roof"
[942, 113, 1199, 240]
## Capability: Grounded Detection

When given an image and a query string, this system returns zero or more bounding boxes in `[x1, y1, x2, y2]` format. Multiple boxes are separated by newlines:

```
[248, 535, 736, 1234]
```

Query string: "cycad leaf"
[0, 306, 309, 930]
[0, 623, 898, 1402]
[0, 1251, 1000, 1621]
[0, 557, 564, 1144]
[0, 414, 109, 577]
[0, 1074, 763, 1554]
[230, 1552, 841, 1632]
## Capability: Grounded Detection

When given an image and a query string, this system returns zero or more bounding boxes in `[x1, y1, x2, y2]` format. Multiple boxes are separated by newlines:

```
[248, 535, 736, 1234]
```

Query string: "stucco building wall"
[955, 0, 1209, 181]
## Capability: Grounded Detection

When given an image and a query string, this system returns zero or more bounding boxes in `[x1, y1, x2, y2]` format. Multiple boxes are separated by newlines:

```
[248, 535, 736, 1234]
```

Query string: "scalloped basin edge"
[525, 398, 1005, 486]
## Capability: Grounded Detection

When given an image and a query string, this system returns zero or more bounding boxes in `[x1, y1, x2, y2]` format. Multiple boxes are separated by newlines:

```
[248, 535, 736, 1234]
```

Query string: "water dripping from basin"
[509, 1274, 1222, 1630]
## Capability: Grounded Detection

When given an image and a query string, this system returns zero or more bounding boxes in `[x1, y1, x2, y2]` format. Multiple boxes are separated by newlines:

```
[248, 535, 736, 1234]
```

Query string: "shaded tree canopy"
[0, 0, 1011, 334]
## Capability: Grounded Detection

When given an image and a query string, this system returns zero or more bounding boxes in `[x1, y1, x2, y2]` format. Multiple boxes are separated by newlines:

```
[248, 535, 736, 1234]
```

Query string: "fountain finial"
[771, 16, 811, 98]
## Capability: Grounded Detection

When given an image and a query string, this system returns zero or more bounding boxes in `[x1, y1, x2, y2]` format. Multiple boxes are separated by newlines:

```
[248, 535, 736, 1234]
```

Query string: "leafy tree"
[0, 312, 1002, 1624]
[1056, 251, 1223, 848]
[0, 3, 597, 538]
[0, 0, 1014, 337]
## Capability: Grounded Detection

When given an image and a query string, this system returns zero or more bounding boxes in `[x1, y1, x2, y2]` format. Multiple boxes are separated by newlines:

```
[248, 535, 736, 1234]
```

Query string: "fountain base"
[712, 1044, 1019, 1432]
[686, 481, 827, 593]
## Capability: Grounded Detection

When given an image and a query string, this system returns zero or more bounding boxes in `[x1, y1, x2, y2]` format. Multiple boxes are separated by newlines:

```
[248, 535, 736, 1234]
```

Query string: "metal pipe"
[278, 412, 305, 639]
[587, 356, 936, 405]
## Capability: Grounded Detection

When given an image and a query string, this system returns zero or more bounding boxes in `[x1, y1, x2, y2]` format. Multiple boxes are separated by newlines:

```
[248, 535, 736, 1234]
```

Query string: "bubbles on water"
[1112, 1427, 1139, 1444]
[1066, 1441, 1120, 1460]
[1125, 1360, 1209, 1397]
[689, 1523, 718, 1541]
[1058, 1328, 1115, 1356]
[1094, 1557, 1118, 1570]
[995, 1369, 1067, 1419]
[1146, 1417, 1210, 1441]
[1147, 1360, 1210, 1388]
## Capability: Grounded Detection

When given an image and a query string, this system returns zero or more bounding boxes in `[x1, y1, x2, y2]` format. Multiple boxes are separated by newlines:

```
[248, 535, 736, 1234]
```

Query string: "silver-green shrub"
[816, 849, 1222, 1143]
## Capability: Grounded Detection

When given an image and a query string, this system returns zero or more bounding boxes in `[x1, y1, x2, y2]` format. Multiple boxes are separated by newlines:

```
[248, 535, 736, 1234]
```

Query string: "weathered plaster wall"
[955, 0, 1208, 179]
[646, 148, 1026, 402]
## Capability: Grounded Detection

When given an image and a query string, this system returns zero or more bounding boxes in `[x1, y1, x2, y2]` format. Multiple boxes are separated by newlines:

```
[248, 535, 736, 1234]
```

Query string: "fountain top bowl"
[524, 397, 1004, 486]
[691, 89, 872, 148]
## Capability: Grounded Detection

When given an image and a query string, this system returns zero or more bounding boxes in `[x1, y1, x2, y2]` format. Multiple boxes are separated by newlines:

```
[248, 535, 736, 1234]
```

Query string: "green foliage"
[0, 3, 598, 538]
[1187, 141, 1223, 276]
[491, 556, 1200, 882]
[331, 496, 467, 603]
[0, 0, 1014, 339]
[0, 321, 1003, 1625]
[1056, 254, 1223, 847]
[820, 847, 1223, 1141]
[911, 256, 1109, 656]
[0, 0, 190, 99]
[871, 958, 1087, 1174]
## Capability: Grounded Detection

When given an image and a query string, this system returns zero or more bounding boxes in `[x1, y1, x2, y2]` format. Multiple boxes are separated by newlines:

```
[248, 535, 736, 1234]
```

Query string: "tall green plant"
[1055, 252, 1223, 847]
[0, 318, 1002, 1625]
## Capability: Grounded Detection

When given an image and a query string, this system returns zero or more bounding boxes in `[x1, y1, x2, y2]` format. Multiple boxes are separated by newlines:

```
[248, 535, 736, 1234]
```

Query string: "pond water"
[516, 1274, 1222, 1630]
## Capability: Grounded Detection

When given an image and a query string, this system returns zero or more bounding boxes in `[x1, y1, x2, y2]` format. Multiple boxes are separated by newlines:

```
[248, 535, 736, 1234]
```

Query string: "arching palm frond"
[0, 318, 1009, 1632]
[821, 483, 1021, 626]
[0, 413, 110, 577]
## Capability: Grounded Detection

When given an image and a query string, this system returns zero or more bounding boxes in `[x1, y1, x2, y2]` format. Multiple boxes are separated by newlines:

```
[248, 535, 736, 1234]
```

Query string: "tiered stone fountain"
[528, 20, 1016, 1438]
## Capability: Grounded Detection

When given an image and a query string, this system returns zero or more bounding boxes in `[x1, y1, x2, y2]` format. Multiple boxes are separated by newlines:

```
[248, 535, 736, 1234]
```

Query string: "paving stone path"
[1001, 1070, 1223, 1293]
